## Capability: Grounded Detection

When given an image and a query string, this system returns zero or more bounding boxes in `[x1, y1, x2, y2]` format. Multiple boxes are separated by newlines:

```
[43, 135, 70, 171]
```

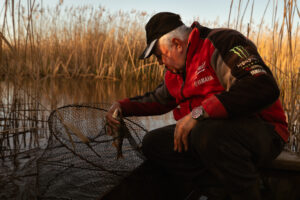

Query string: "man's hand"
[105, 102, 122, 135]
[174, 113, 198, 152]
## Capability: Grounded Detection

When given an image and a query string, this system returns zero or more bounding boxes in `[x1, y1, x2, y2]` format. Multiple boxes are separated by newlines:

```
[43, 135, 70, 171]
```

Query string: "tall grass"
[0, 0, 299, 137]
[0, 1, 163, 81]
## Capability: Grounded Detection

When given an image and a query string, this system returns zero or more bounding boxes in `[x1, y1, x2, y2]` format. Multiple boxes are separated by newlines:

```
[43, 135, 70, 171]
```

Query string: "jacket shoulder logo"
[194, 75, 214, 87]
[194, 61, 214, 87]
[196, 61, 206, 75]
[230, 45, 249, 59]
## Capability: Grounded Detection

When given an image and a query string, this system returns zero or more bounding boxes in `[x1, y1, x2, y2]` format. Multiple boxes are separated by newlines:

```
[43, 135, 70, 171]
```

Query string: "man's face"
[153, 39, 186, 74]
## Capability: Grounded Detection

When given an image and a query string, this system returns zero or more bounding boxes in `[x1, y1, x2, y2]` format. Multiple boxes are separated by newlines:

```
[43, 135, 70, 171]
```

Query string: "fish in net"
[37, 103, 147, 199]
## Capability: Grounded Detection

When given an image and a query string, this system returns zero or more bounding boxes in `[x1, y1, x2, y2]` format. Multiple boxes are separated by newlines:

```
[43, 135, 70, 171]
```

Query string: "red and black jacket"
[119, 22, 289, 142]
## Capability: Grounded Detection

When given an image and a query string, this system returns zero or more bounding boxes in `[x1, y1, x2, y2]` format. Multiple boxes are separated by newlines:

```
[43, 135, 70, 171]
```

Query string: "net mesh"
[37, 104, 147, 199]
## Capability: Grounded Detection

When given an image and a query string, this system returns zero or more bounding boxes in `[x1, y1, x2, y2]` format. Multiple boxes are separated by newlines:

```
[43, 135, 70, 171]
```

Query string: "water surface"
[0, 78, 175, 199]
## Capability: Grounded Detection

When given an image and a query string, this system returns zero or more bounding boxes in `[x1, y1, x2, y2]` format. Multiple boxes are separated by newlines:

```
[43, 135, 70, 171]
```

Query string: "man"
[105, 12, 288, 200]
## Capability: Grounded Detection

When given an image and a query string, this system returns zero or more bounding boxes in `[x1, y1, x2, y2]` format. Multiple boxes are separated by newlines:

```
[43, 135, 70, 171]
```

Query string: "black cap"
[139, 12, 184, 59]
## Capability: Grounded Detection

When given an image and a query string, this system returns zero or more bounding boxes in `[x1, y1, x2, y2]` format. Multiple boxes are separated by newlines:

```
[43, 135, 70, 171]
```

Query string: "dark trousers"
[142, 116, 284, 199]
[101, 116, 284, 200]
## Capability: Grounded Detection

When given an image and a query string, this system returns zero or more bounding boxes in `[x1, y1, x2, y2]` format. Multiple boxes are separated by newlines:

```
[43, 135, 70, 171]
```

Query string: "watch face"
[192, 106, 203, 120]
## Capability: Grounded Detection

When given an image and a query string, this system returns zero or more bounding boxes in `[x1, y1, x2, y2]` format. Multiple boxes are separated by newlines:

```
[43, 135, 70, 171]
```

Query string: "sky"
[51, 0, 288, 26]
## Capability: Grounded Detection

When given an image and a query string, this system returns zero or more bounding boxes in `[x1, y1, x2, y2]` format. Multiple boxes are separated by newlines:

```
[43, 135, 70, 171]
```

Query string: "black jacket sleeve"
[205, 28, 279, 117]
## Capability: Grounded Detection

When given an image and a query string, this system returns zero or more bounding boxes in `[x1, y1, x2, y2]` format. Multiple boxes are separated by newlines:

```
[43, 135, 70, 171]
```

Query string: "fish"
[110, 108, 130, 159]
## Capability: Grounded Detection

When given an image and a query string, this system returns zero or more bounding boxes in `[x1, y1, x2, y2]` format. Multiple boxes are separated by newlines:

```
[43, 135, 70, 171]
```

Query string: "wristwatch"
[191, 106, 205, 120]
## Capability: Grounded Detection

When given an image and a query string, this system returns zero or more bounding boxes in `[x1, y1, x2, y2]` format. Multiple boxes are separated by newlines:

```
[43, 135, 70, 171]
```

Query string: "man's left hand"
[174, 113, 198, 152]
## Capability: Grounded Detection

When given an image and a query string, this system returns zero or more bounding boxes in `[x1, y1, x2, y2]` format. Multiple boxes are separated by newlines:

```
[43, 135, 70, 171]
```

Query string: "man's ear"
[171, 38, 183, 52]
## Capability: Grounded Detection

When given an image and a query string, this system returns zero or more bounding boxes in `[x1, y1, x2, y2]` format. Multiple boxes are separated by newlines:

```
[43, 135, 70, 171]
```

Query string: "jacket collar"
[186, 22, 211, 68]
[186, 22, 201, 67]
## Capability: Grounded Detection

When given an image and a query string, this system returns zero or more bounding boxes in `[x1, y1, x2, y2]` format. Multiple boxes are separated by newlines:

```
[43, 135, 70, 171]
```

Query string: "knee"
[141, 133, 153, 157]
[190, 120, 227, 157]
[141, 125, 175, 159]
[190, 133, 217, 158]
[141, 131, 162, 158]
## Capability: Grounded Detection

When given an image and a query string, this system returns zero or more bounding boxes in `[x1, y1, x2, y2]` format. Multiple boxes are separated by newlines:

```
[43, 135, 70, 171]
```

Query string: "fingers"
[174, 132, 188, 152]
[182, 134, 189, 152]
[106, 124, 120, 137]
[174, 126, 180, 152]
[179, 113, 199, 152]
[105, 102, 122, 136]
[106, 114, 120, 125]
[174, 126, 184, 153]
[174, 116, 195, 153]
[106, 103, 121, 123]
[105, 113, 120, 133]
[174, 126, 178, 151]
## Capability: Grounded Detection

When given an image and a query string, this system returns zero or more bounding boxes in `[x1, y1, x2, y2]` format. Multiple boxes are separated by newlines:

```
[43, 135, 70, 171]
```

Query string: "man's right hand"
[105, 102, 122, 135]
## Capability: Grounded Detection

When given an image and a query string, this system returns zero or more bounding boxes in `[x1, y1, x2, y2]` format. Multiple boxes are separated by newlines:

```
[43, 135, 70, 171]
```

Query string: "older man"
[105, 12, 288, 200]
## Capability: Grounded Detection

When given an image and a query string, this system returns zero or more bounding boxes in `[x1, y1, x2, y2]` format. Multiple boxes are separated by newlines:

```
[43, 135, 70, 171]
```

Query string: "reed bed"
[0, 1, 163, 81]
[0, 0, 299, 137]
[0, 78, 49, 159]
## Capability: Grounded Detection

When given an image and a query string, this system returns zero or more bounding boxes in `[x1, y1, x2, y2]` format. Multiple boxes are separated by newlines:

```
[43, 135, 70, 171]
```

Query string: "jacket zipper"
[180, 43, 191, 109]
[180, 70, 186, 100]
[180, 70, 193, 112]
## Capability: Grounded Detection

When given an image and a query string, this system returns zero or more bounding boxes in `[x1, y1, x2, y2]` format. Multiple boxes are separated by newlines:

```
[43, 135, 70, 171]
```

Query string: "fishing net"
[37, 103, 147, 200]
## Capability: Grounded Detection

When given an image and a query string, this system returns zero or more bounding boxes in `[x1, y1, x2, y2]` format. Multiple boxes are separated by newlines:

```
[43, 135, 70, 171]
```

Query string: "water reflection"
[0, 78, 176, 199]
[33, 78, 152, 105]
[16, 78, 175, 131]
[0, 78, 175, 157]
[38, 78, 175, 130]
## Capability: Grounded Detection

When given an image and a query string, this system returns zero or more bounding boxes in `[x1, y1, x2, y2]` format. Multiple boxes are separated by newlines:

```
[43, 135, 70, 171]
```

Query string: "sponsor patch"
[237, 57, 260, 69]
[250, 68, 266, 76]
[230, 45, 249, 59]
[194, 75, 214, 87]
[196, 61, 206, 75]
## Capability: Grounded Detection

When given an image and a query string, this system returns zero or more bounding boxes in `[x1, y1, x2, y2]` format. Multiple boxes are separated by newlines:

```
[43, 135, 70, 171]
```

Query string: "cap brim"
[139, 39, 157, 59]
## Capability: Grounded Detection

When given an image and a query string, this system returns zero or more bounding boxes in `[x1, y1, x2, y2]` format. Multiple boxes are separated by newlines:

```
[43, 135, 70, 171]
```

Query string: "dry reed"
[0, 1, 162, 81]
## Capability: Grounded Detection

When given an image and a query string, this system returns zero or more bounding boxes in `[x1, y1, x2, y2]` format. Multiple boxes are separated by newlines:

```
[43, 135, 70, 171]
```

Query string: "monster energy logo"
[230, 46, 249, 59]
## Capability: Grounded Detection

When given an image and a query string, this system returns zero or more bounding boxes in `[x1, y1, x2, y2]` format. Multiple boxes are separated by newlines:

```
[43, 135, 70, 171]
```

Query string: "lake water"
[0, 78, 176, 199]
[1, 78, 176, 130]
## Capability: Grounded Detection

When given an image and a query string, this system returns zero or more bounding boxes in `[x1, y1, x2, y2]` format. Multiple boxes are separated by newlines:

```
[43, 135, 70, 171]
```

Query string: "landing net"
[37, 104, 147, 199]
